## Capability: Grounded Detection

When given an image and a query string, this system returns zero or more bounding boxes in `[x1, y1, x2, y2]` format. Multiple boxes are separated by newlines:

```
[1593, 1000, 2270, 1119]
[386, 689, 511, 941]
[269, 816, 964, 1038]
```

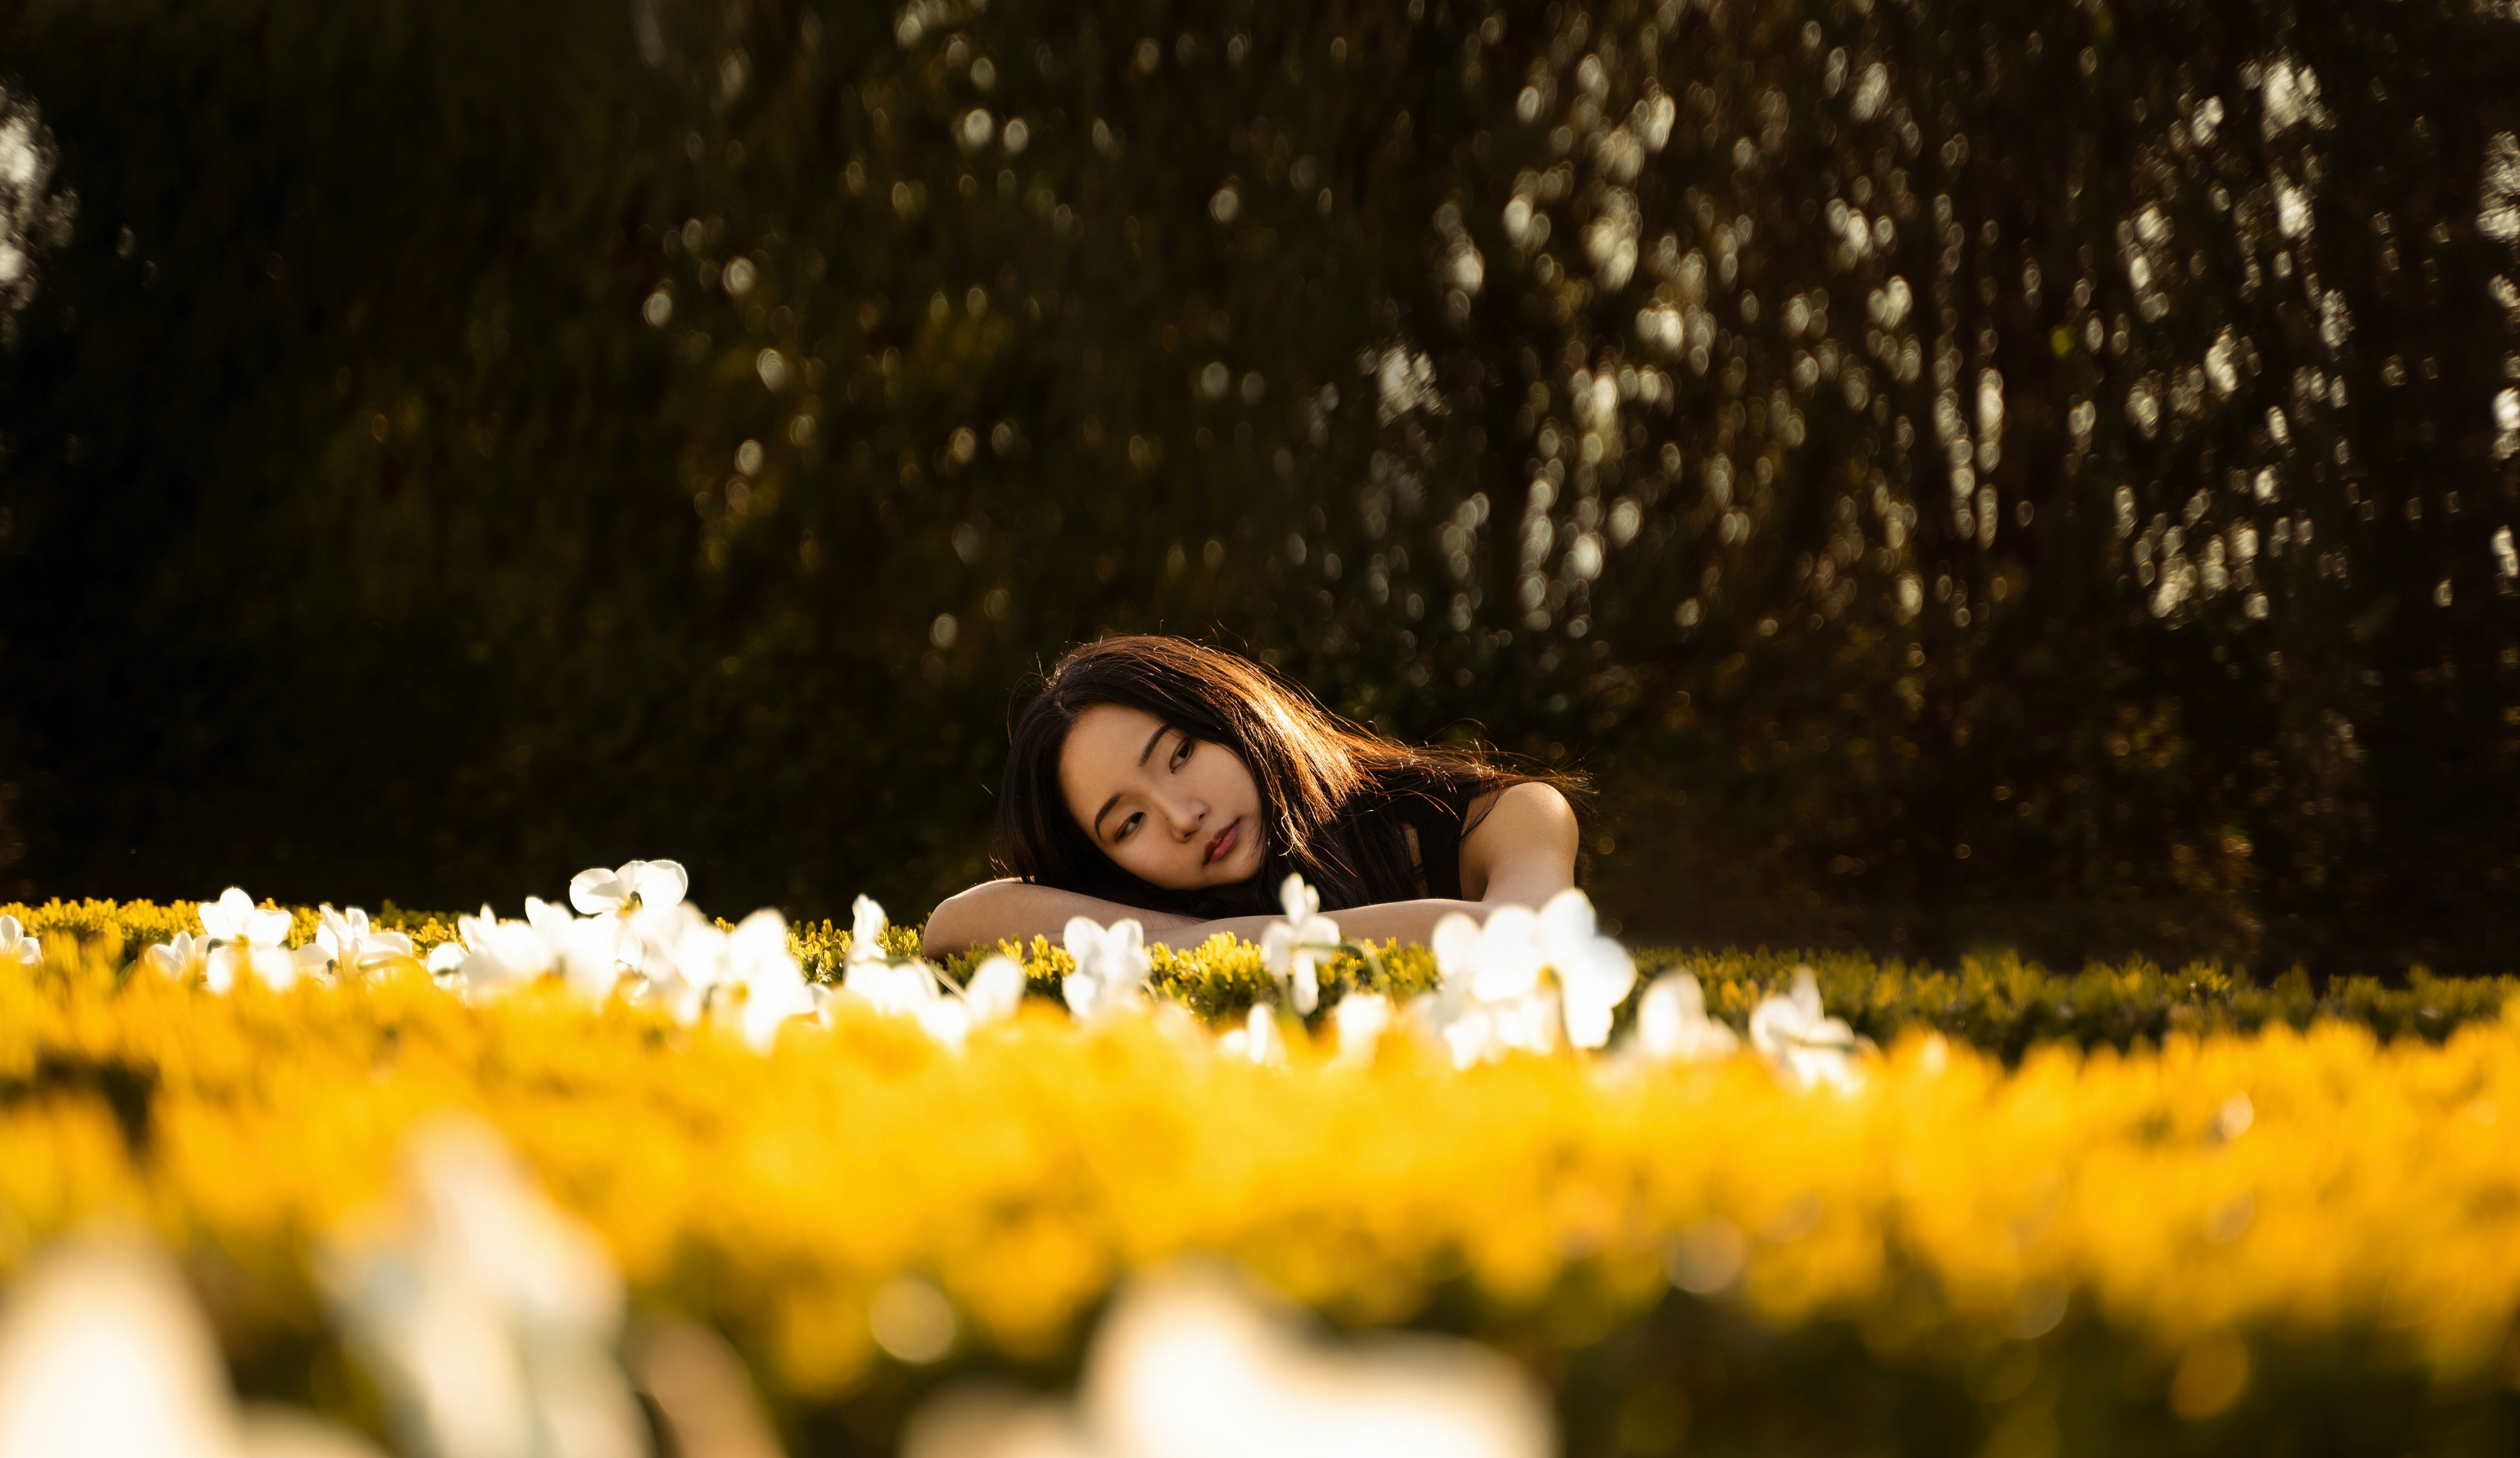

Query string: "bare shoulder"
[1458, 781, 1579, 902]
[1463, 780, 1577, 838]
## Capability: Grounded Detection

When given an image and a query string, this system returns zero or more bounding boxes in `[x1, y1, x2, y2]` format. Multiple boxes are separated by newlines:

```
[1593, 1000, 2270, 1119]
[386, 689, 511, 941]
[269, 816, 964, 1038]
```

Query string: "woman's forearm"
[921, 879, 1198, 958]
[932, 884, 1552, 960]
[1146, 898, 1500, 953]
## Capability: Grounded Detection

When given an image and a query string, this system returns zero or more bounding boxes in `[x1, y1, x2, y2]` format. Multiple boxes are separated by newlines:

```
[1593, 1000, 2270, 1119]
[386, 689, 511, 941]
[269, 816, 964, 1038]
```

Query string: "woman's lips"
[1204, 819, 1239, 866]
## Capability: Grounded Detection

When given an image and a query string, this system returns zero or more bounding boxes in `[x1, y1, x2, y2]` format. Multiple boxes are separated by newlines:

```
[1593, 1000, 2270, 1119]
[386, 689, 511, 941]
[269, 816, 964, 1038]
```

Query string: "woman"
[922, 636, 1584, 956]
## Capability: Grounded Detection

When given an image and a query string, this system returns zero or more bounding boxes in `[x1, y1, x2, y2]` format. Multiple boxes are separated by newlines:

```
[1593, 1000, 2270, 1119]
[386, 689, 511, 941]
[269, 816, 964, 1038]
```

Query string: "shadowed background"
[0, 0, 2514, 972]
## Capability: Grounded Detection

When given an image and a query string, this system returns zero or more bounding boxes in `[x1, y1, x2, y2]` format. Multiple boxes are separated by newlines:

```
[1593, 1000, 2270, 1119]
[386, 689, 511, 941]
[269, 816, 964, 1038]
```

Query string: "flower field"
[2, 883, 2518, 1456]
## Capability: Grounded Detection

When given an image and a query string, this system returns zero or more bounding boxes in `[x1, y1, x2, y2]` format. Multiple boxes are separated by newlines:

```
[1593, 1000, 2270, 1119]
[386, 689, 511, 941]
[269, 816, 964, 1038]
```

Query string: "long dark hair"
[997, 636, 1586, 916]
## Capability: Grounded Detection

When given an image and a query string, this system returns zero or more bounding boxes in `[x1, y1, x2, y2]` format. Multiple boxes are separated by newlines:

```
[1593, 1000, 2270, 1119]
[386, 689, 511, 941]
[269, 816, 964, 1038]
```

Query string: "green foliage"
[1650, 947, 2520, 1058]
[1, 0, 2517, 975]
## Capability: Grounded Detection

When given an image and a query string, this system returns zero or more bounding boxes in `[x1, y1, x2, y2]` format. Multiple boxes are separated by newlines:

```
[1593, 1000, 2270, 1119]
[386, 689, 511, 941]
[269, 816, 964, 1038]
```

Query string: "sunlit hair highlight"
[997, 636, 1582, 916]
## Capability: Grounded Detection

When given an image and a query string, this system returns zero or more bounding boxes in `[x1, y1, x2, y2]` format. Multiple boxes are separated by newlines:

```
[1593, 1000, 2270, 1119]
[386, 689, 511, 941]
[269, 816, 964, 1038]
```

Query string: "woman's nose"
[1161, 793, 1206, 838]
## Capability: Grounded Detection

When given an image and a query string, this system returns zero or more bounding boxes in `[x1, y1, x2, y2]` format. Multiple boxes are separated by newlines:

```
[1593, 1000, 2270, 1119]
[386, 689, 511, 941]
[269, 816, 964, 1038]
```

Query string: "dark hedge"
[0, 0, 2515, 972]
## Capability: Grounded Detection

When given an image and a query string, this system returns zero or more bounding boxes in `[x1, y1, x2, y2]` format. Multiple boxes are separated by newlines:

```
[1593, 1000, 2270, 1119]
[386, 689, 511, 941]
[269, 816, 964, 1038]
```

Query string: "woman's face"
[1057, 703, 1268, 891]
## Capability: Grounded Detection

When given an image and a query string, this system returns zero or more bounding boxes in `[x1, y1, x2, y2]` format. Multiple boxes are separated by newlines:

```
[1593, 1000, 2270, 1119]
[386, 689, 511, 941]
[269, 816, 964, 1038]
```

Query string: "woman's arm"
[923, 783, 1581, 957]
[920, 878, 1199, 959]
[1144, 781, 1582, 951]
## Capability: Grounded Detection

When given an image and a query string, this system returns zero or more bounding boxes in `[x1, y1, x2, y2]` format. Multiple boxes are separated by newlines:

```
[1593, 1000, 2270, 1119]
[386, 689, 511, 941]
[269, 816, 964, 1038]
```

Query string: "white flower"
[1428, 984, 1563, 1069]
[1216, 1004, 1287, 1067]
[1748, 966, 1865, 1092]
[0, 1235, 386, 1458]
[0, 914, 39, 967]
[1257, 873, 1341, 1015]
[143, 930, 205, 980]
[318, 1116, 645, 1458]
[292, 904, 419, 983]
[1417, 893, 1637, 1065]
[626, 904, 718, 1022]
[1332, 992, 1392, 1069]
[424, 940, 466, 983]
[845, 893, 893, 970]
[1432, 906, 1547, 1003]
[900, 954, 1031, 1055]
[842, 898, 935, 1011]
[207, 943, 300, 994]
[901, 1262, 1553, 1458]
[829, 899, 1023, 1053]
[448, 905, 556, 999]
[1063, 917, 1151, 1018]
[649, 908, 813, 1051]
[962, 953, 1028, 1026]
[196, 888, 299, 993]
[568, 860, 690, 979]
[1632, 971, 1740, 1062]
[845, 956, 940, 1016]
[736, 959, 817, 1055]
[1534, 890, 1636, 1050]
[197, 886, 293, 948]
[1419, 909, 1560, 1068]
[566, 858, 689, 917]
[523, 897, 632, 1002]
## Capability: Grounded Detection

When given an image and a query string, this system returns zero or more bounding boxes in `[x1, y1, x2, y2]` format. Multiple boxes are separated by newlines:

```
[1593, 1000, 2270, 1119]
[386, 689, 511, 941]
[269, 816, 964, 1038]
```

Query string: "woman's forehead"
[1058, 703, 1166, 794]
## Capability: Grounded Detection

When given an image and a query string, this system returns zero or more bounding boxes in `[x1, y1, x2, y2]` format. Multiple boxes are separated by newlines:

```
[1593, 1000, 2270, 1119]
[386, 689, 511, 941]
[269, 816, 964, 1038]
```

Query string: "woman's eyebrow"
[1091, 725, 1174, 838]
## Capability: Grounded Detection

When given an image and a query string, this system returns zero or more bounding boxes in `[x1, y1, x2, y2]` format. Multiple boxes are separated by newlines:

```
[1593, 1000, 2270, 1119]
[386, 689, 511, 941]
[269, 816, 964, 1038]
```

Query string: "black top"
[1387, 781, 1491, 900]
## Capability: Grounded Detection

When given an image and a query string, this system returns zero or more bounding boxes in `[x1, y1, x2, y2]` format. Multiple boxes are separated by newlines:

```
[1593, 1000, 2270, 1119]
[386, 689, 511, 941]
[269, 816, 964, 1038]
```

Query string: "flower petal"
[854, 896, 892, 958]
[628, 859, 690, 909]
[1259, 923, 1295, 976]
[964, 956, 1026, 1024]
[1429, 913, 1483, 982]
[1536, 887, 1599, 959]
[569, 868, 625, 915]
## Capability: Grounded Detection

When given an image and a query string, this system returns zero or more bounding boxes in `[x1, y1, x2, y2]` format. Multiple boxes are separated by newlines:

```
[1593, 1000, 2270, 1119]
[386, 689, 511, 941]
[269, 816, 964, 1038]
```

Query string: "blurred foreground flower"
[198, 886, 299, 993]
[655, 908, 815, 1052]
[442, 905, 559, 998]
[1258, 873, 1340, 1015]
[835, 897, 1023, 1051]
[0, 912, 39, 966]
[1063, 916, 1152, 1018]
[842, 895, 937, 1014]
[1748, 966, 1865, 1091]
[319, 1116, 648, 1458]
[1417, 890, 1633, 1067]
[523, 896, 638, 1002]
[1332, 991, 1393, 1068]
[622, 1318, 785, 1458]
[294, 904, 419, 982]
[1215, 1004, 1288, 1066]
[1421, 906, 1560, 1067]
[0, 1235, 382, 1458]
[902, 1264, 1551, 1458]
[1631, 971, 1740, 1063]
[143, 929, 206, 979]
[1533, 890, 1638, 1048]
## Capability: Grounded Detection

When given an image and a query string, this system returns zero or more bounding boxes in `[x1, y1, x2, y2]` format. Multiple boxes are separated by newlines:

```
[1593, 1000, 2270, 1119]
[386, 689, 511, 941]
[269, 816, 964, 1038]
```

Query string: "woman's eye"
[1117, 812, 1142, 841]
[1171, 736, 1193, 768]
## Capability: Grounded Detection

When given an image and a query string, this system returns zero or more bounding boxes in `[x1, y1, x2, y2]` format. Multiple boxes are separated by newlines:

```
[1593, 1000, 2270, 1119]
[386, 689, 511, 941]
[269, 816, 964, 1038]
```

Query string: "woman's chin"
[1221, 841, 1267, 884]
[1139, 841, 1264, 894]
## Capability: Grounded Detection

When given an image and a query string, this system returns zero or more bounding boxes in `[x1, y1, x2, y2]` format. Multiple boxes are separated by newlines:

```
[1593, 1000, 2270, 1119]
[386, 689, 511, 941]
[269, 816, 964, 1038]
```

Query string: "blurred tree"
[0, 0, 2513, 971]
